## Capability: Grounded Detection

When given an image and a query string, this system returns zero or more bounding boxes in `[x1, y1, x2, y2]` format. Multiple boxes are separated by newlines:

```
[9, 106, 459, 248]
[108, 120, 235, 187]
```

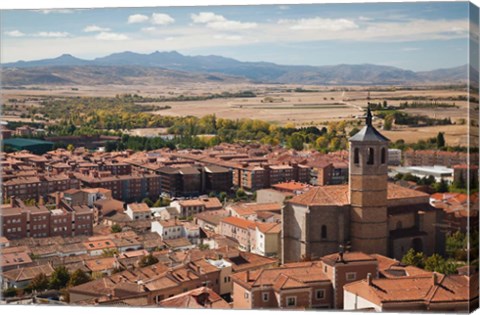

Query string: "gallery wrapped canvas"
[0, 0, 479, 313]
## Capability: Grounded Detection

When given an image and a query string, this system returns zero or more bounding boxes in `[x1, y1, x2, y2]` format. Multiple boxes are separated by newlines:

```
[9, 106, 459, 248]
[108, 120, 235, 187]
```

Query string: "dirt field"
[2, 84, 470, 145]
[381, 124, 468, 146]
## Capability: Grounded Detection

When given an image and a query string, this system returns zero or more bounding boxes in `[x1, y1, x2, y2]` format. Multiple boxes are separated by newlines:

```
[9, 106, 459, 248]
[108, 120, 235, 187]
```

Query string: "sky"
[0, 1, 475, 71]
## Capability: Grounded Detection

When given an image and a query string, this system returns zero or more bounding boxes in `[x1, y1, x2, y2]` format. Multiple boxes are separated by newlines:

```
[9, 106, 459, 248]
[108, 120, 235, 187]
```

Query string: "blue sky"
[0, 2, 473, 71]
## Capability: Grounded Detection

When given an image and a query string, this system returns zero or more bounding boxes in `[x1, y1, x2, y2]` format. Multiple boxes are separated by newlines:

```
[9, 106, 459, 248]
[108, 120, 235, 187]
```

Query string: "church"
[282, 108, 444, 263]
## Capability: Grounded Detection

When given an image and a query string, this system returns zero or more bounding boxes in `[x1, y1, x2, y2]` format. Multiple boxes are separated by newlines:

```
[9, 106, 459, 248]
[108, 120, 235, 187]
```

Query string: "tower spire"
[366, 106, 372, 126]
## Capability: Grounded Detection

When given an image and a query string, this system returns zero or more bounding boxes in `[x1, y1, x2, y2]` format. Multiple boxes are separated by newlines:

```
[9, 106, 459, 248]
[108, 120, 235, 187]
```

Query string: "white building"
[125, 202, 151, 220]
[387, 149, 402, 166]
[151, 219, 200, 244]
[392, 165, 453, 183]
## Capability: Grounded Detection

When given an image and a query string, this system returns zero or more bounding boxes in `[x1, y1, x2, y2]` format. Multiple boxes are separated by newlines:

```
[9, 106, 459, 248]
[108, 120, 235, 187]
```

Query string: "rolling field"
[2, 83, 470, 145]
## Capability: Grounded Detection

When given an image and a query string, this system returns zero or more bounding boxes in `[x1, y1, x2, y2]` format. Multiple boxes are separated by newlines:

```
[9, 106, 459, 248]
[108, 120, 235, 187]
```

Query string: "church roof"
[349, 106, 389, 142]
[349, 125, 390, 142]
[288, 183, 428, 207]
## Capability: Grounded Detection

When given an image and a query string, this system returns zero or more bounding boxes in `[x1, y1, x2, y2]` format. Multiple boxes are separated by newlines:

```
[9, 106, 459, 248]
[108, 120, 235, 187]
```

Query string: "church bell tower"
[348, 107, 389, 255]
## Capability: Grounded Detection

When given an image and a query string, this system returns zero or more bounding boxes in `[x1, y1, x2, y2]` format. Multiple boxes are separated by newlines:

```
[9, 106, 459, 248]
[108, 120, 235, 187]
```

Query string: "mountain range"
[2, 51, 469, 86]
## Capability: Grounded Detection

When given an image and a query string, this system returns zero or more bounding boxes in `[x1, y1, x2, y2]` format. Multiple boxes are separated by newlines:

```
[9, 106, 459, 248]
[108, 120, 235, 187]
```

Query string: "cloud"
[141, 27, 156, 32]
[5, 30, 25, 37]
[214, 34, 243, 41]
[83, 25, 111, 32]
[151, 13, 175, 25]
[38, 9, 74, 14]
[191, 12, 257, 30]
[95, 32, 129, 41]
[279, 17, 359, 31]
[128, 14, 149, 24]
[36, 31, 69, 38]
[191, 12, 226, 24]
[358, 16, 373, 21]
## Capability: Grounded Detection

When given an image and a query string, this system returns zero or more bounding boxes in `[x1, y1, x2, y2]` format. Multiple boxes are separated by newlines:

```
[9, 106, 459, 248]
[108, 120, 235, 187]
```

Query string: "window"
[244, 292, 250, 299]
[321, 225, 327, 239]
[316, 289, 325, 300]
[354, 148, 360, 164]
[396, 221, 403, 230]
[346, 272, 357, 281]
[381, 147, 386, 164]
[324, 266, 327, 273]
[367, 148, 374, 165]
[286, 296, 296, 307]
[262, 292, 269, 302]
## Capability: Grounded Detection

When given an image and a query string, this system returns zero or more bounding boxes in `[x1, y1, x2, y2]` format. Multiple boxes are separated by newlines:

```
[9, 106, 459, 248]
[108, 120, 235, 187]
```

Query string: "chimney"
[432, 273, 438, 286]
[38, 196, 45, 206]
[246, 270, 250, 281]
[367, 273, 372, 286]
[55, 192, 61, 207]
[10, 196, 15, 207]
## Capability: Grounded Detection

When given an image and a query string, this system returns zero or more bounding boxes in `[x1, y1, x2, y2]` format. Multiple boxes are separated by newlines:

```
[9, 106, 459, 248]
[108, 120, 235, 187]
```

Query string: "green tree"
[110, 224, 122, 233]
[142, 197, 153, 207]
[433, 179, 449, 193]
[102, 248, 119, 258]
[218, 191, 227, 202]
[2, 287, 17, 298]
[49, 266, 70, 290]
[68, 269, 91, 287]
[30, 273, 49, 291]
[436, 132, 446, 148]
[349, 127, 360, 137]
[423, 254, 459, 275]
[383, 114, 394, 131]
[401, 248, 425, 268]
[139, 254, 159, 267]
[66, 144, 75, 152]
[236, 188, 247, 200]
[446, 231, 467, 260]
[287, 133, 304, 151]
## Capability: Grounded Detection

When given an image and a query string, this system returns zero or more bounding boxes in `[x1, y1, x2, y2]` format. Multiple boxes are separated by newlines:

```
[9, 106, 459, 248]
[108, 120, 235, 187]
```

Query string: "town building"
[344, 272, 477, 312]
[125, 202, 151, 220]
[0, 197, 94, 239]
[282, 109, 444, 262]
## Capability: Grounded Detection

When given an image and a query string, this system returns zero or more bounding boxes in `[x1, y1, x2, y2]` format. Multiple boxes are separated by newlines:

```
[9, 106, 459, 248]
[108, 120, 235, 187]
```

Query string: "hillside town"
[0, 109, 478, 312]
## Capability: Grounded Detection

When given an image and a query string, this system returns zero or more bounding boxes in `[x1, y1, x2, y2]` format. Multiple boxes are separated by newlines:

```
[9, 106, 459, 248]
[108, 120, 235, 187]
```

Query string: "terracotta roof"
[229, 202, 282, 216]
[232, 262, 328, 291]
[272, 181, 310, 192]
[3, 263, 54, 282]
[159, 287, 230, 309]
[128, 203, 150, 213]
[221, 216, 256, 230]
[289, 183, 428, 206]
[322, 252, 376, 266]
[344, 273, 474, 307]
[85, 257, 118, 272]
[0, 251, 33, 268]
[179, 199, 205, 207]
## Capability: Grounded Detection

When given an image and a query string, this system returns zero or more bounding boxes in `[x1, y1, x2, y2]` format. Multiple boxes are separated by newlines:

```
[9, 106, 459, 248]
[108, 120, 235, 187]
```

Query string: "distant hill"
[2, 51, 470, 86]
[1, 65, 244, 86]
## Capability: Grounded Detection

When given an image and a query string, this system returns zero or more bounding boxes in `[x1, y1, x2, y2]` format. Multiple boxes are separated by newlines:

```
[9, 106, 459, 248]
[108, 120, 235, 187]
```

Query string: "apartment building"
[404, 149, 478, 168]
[2, 173, 80, 201]
[0, 198, 93, 239]
[219, 216, 281, 256]
[74, 170, 161, 202]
